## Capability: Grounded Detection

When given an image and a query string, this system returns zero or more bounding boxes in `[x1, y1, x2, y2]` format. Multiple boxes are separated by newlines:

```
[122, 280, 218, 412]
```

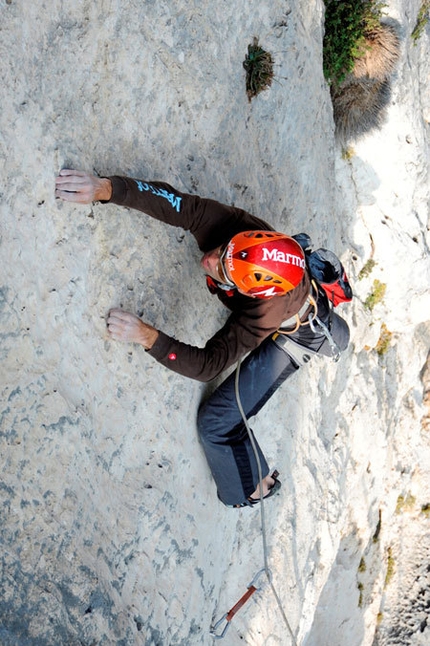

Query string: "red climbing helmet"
[221, 231, 306, 298]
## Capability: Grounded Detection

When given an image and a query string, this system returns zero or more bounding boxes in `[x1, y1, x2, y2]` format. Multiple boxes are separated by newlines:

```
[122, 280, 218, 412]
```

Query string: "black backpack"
[293, 233, 353, 306]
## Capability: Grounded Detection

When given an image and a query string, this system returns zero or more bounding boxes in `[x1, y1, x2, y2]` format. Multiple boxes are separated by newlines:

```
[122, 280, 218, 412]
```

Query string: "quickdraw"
[210, 569, 268, 640]
[309, 313, 341, 362]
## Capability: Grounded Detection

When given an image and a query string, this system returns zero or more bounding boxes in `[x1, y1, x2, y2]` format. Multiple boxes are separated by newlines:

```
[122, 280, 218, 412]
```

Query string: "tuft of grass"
[396, 493, 416, 513]
[323, 0, 387, 87]
[342, 146, 356, 160]
[364, 279, 386, 311]
[358, 258, 377, 280]
[324, 0, 400, 143]
[243, 37, 274, 101]
[358, 557, 366, 573]
[375, 322, 392, 355]
[411, 1, 430, 44]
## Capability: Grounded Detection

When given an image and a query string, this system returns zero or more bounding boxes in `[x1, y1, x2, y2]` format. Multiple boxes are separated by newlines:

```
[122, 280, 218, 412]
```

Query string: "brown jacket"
[108, 176, 311, 381]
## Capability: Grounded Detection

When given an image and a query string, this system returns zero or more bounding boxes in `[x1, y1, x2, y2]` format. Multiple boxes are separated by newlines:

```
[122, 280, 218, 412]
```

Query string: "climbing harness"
[210, 569, 267, 639]
[273, 310, 341, 365]
[277, 287, 318, 334]
[272, 332, 317, 367]
[273, 277, 342, 364]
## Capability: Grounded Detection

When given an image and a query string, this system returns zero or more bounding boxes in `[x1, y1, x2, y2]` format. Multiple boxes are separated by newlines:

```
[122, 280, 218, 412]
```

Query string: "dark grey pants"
[197, 300, 350, 506]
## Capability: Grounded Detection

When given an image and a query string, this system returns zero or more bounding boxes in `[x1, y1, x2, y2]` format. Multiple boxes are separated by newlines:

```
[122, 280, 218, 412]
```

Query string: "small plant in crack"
[243, 37, 274, 101]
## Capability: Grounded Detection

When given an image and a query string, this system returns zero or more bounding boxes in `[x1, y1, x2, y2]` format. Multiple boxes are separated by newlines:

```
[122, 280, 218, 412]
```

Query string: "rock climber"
[55, 169, 350, 508]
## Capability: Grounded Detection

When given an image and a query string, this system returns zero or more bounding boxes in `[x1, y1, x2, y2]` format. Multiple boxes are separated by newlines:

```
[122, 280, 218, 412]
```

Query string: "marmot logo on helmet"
[262, 247, 306, 268]
[257, 286, 277, 297]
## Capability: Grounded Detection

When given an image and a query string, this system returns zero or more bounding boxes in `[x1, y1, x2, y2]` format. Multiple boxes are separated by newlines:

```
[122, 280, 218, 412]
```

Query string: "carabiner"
[210, 612, 230, 640]
[309, 314, 340, 362]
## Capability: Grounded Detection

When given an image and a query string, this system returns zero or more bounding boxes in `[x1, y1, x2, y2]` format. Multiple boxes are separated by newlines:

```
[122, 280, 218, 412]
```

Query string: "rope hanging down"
[210, 359, 297, 645]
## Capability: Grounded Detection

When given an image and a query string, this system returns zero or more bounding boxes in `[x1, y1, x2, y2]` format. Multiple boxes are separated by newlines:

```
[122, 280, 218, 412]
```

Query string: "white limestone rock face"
[1, 1, 429, 645]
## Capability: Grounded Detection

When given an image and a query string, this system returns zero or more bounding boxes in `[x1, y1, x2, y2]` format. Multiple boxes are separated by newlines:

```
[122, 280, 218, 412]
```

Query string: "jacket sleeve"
[106, 176, 271, 251]
[146, 270, 311, 381]
[147, 312, 280, 382]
